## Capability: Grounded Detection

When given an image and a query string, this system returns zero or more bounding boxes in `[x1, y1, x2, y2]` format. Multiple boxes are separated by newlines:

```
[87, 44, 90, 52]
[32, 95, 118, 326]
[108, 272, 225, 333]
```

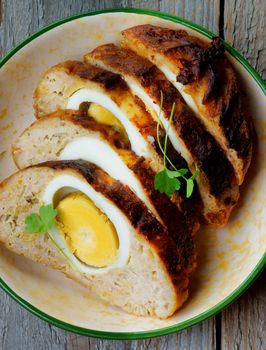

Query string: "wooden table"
[0, 1, 265, 349]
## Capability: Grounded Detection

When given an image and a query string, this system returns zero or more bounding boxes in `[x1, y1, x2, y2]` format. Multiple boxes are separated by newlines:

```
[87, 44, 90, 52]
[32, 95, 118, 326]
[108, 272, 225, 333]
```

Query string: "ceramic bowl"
[0, 8, 265, 339]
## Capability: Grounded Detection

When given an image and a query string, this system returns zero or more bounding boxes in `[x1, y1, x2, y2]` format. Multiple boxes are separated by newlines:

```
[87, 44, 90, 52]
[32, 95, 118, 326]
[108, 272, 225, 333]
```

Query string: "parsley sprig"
[154, 92, 200, 198]
[25, 204, 58, 234]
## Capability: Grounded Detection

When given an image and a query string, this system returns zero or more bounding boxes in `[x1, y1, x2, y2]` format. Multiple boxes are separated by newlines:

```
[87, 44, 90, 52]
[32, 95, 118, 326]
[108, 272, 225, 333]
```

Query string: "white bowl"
[0, 8, 265, 339]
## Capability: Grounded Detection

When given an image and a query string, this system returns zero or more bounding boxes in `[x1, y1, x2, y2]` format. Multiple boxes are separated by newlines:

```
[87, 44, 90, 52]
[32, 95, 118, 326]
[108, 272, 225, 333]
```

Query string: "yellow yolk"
[77, 100, 128, 140]
[87, 102, 128, 141]
[87, 103, 122, 129]
[56, 192, 119, 267]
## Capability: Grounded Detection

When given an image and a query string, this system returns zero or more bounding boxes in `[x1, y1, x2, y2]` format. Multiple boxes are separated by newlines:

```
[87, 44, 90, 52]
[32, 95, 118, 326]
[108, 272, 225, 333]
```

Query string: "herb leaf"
[25, 204, 58, 234]
[175, 168, 189, 176]
[167, 168, 188, 178]
[154, 92, 200, 198]
[166, 170, 181, 179]
[25, 214, 43, 234]
[186, 178, 194, 198]
[155, 169, 181, 196]
[185, 168, 200, 198]
[39, 204, 58, 229]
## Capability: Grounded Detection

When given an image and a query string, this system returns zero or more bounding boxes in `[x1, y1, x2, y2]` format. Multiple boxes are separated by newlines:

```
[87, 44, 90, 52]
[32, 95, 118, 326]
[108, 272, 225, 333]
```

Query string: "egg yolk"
[77, 100, 128, 141]
[56, 192, 119, 267]
[88, 103, 122, 129]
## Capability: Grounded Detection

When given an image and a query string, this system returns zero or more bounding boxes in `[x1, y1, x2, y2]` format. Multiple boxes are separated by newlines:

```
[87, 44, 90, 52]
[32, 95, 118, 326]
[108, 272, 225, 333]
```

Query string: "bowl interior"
[0, 11, 265, 337]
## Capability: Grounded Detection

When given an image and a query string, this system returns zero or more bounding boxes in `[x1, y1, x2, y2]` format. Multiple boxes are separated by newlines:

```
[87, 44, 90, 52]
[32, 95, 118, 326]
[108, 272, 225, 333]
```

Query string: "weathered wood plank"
[0, 0, 4, 56]
[221, 271, 266, 350]
[222, 2, 266, 349]
[68, 319, 216, 350]
[224, 0, 266, 80]
[159, 0, 220, 33]
[41, 0, 129, 24]
[0, 289, 73, 350]
[4, 0, 261, 349]
[0, 287, 216, 350]
[2, 0, 45, 54]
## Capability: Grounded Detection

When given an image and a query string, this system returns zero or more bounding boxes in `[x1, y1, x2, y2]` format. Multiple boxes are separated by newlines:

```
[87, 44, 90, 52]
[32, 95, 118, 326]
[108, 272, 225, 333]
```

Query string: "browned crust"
[122, 25, 254, 179]
[88, 44, 155, 78]
[57, 60, 128, 91]
[126, 155, 201, 242]
[216, 72, 254, 159]
[88, 44, 237, 199]
[33, 60, 128, 119]
[36, 159, 197, 303]
[172, 107, 237, 197]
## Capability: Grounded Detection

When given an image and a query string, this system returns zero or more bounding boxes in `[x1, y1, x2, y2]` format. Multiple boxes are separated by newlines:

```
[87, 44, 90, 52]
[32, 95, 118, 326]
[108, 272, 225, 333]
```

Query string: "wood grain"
[0, 287, 216, 350]
[224, 0, 266, 80]
[223, 1, 266, 347]
[0, 0, 3, 56]
[221, 271, 266, 350]
[0, 1, 264, 349]
[159, 0, 220, 33]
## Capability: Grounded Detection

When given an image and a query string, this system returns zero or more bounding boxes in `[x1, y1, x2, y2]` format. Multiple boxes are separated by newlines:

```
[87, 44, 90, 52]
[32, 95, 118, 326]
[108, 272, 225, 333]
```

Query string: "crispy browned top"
[88, 43, 185, 105]
[89, 43, 155, 77]
[59, 60, 128, 91]
[122, 25, 254, 161]
[215, 71, 254, 157]
[123, 24, 208, 52]
[172, 108, 236, 197]
[88, 44, 236, 198]
[38, 159, 197, 292]
[129, 157, 200, 259]
[122, 25, 222, 88]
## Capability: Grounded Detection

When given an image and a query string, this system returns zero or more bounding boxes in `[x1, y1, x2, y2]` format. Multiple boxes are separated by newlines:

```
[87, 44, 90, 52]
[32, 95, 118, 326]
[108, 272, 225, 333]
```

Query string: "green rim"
[0, 7, 265, 340]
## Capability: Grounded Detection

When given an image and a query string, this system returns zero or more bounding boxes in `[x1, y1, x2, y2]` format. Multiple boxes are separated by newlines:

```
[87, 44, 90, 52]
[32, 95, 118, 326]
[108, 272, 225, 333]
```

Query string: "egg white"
[60, 136, 157, 216]
[124, 80, 192, 164]
[67, 89, 150, 158]
[158, 65, 199, 116]
[42, 174, 132, 274]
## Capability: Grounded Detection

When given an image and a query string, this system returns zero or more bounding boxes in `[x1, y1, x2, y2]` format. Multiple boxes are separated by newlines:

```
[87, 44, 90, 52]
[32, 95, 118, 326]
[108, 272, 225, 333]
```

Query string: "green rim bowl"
[0, 8, 265, 340]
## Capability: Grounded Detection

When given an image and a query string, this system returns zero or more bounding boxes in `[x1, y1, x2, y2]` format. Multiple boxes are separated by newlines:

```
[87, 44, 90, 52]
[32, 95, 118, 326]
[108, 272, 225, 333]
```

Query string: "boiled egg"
[87, 102, 123, 130]
[80, 101, 128, 141]
[42, 174, 132, 274]
[67, 88, 151, 158]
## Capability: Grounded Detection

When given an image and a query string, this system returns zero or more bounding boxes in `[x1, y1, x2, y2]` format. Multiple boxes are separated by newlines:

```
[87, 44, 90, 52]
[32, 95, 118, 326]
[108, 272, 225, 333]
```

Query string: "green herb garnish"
[154, 92, 200, 198]
[25, 204, 58, 234]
